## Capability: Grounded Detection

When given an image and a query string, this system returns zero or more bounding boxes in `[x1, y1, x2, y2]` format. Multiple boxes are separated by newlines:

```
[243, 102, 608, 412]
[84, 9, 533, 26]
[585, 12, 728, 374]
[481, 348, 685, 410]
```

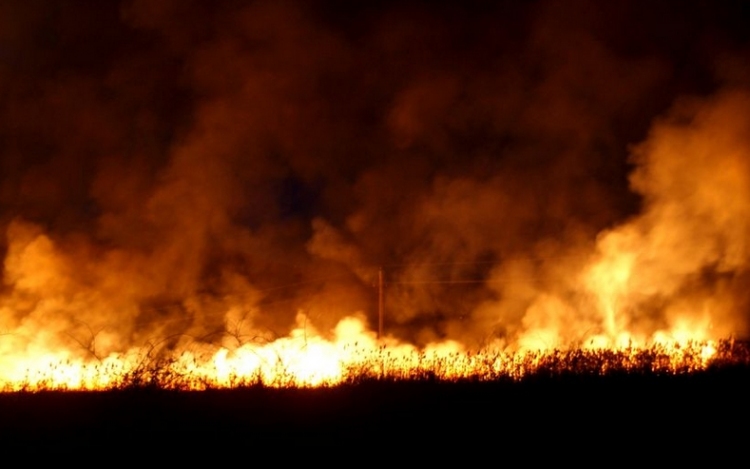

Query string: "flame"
[3, 87, 750, 390]
[0, 219, 741, 391]
[0, 310, 734, 391]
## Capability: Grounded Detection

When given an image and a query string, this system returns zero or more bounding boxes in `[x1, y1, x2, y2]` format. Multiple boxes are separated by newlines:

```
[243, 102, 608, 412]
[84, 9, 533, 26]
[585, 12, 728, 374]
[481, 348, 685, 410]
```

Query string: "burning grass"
[2, 337, 747, 392]
[3, 338, 748, 454]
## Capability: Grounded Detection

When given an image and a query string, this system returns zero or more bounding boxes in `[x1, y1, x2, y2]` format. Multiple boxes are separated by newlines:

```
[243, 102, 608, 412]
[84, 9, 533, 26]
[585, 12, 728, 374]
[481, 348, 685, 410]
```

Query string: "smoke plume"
[1, 0, 750, 360]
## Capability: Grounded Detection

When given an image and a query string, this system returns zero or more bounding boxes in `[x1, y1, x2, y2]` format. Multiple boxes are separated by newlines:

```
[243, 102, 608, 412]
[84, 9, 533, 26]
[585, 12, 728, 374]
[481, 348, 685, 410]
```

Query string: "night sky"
[2, 0, 750, 353]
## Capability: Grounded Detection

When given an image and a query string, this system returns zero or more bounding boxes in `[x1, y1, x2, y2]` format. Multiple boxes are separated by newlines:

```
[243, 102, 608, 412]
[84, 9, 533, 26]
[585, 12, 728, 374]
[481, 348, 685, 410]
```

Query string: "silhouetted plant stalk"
[0, 338, 746, 391]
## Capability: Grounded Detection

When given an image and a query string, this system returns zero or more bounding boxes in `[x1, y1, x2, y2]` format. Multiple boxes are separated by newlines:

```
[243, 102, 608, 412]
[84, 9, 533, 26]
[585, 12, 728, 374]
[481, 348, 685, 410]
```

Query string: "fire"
[0, 311, 734, 391]
[3, 86, 750, 391]
[0, 221, 741, 391]
[4, 1, 750, 397]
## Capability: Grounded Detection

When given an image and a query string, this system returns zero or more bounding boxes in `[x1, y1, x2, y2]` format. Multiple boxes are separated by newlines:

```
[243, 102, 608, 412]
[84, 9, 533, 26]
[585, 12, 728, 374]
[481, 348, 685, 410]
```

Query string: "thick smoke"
[489, 89, 750, 349]
[1, 0, 750, 358]
[583, 90, 750, 344]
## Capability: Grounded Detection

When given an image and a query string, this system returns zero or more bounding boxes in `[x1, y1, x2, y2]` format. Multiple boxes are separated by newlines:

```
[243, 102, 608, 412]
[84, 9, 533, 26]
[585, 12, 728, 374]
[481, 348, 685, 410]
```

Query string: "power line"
[381, 261, 498, 268]
[254, 274, 354, 293]
[390, 280, 490, 285]
[378, 253, 589, 269]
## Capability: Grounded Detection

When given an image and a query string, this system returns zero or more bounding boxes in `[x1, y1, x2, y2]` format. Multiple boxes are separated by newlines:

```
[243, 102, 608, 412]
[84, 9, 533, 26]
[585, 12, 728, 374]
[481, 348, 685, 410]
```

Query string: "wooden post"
[378, 267, 384, 340]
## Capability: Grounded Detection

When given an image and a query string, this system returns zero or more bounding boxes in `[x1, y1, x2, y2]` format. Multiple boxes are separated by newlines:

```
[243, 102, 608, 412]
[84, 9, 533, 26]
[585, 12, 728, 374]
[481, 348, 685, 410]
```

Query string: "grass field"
[2, 343, 748, 458]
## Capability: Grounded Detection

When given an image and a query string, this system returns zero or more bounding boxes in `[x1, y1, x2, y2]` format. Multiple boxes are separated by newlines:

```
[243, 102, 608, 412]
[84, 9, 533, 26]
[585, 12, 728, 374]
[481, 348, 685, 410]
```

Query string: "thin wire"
[381, 261, 498, 268]
[254, 273, 355, 293]
[193, 256, 575, 297]
[378, 253, 589, 269]
[390, 280, 489, 285]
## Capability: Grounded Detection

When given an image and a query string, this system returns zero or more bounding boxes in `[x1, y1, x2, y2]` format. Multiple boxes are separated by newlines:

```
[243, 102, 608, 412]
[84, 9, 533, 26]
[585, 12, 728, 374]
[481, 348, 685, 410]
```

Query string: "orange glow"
[0, 312, 736, 391]
[3, 89, 750, 390]
[0, 210, 744, 391]
[5, 2, 750, 397]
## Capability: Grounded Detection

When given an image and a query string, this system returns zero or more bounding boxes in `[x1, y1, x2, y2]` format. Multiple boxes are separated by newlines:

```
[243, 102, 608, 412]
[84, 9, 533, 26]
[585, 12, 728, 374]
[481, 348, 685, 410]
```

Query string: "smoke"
[1, 0, 750, 358]
[583, 90, 750, 344]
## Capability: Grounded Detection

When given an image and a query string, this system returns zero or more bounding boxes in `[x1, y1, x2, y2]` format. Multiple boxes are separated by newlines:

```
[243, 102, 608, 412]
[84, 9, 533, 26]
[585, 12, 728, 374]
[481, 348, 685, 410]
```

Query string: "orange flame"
[0, 312, 729, 391]
[4, 91, 750, 390]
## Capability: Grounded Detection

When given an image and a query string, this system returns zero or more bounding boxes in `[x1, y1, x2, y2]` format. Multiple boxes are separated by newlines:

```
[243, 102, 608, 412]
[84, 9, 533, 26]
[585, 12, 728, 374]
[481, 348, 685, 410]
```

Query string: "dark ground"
[1, 364, 748, 460]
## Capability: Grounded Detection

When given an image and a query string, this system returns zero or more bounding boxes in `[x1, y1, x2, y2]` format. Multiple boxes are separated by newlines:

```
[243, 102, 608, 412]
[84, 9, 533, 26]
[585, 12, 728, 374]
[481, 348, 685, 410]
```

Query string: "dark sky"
[2, 0, 750, 352]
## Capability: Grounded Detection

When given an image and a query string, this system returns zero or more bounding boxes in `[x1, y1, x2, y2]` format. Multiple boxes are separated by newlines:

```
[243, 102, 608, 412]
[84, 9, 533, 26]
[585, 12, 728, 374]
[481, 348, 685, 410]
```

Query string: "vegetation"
[3, 339, 747, 392]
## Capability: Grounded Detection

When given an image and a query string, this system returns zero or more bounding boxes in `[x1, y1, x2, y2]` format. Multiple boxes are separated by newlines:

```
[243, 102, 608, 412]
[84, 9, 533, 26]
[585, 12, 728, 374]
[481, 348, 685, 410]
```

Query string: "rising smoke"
[1, 0, 749, 358]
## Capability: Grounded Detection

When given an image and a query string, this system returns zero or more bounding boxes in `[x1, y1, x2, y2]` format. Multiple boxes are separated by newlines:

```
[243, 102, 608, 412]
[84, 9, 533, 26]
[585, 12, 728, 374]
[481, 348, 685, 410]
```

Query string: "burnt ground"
[1, 364, 748, 461]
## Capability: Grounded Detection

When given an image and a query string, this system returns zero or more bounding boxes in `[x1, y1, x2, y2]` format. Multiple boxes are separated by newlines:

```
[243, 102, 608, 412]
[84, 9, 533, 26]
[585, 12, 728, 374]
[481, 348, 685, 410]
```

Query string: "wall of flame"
[1, 0, 750, 387]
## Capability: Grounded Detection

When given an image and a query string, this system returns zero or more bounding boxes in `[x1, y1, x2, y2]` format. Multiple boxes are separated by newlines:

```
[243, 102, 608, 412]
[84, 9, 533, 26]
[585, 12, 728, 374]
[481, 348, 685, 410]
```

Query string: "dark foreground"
[2, 364, 749, 460]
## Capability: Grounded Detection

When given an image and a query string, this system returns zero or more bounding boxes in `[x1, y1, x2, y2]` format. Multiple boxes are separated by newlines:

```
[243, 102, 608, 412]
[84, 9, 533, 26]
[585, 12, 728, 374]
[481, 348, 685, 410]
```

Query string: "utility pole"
[378, 267, 384, 340]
